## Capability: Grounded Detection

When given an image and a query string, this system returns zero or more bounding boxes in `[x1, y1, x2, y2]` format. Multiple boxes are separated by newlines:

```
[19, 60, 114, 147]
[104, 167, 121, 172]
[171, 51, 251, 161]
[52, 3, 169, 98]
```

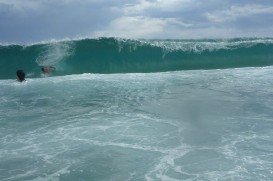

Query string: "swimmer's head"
[16, 70, 25, 82]
[41, 66, 55, 74]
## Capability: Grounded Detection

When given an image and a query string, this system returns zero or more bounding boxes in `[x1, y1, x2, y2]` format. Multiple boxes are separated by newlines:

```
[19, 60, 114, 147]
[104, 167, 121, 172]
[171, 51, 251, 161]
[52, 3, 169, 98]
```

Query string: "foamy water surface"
[1, 67, 273, 180]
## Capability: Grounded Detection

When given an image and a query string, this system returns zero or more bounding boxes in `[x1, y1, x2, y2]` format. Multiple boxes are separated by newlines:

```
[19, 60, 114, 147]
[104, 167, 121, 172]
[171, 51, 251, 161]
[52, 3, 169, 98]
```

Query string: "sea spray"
[35, 42, 74, 67]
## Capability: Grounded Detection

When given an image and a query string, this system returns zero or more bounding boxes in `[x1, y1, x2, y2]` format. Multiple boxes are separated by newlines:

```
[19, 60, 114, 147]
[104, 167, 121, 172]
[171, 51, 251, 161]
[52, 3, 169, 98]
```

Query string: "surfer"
[16, 70, 26, 82]
[41, 66, 55, 74]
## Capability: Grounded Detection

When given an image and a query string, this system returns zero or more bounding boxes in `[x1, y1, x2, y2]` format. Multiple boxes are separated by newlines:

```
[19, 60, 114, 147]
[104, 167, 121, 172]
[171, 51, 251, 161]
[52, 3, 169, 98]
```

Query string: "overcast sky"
[0, 0, 273, 43]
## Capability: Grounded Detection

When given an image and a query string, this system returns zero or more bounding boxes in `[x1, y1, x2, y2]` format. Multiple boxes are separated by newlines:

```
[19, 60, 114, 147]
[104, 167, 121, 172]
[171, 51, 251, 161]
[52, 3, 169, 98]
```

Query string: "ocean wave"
[1, 37, 273, 79]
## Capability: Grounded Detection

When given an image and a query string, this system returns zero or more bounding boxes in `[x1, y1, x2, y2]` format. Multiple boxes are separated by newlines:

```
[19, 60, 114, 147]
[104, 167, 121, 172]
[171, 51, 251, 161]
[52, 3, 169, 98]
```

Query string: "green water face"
[1, 38, 273, 79]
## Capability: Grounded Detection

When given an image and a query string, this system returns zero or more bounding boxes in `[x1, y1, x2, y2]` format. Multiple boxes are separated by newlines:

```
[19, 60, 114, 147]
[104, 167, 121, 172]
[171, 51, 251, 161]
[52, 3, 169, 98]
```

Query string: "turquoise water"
[1, 38, 273, 180]
[1, 38, 273, 79]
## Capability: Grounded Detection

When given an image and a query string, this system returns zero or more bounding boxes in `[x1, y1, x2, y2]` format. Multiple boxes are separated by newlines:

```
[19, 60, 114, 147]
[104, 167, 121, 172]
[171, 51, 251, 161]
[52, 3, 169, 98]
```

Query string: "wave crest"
[0, 37, 273, 79]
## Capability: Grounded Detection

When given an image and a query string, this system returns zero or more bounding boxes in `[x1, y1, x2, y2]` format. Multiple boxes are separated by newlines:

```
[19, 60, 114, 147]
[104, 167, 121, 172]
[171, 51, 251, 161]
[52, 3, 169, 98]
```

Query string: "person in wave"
[16, 70, 26, 82]
[41, 66, 55, 74]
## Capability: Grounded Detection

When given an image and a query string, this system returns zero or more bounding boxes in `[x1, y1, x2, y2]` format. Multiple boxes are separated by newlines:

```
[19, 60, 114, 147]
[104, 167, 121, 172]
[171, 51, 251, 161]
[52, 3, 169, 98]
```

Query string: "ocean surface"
[1, 38, 273, 180]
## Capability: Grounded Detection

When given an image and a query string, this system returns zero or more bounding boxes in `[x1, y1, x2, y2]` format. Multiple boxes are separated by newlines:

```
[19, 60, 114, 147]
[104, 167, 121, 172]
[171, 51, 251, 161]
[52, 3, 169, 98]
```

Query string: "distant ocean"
[1, 38, 273, 180]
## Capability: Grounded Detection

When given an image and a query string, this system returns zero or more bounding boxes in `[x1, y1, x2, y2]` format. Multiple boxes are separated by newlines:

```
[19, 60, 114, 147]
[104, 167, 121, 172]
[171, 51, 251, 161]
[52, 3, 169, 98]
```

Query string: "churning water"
[1, 38, 273, 180]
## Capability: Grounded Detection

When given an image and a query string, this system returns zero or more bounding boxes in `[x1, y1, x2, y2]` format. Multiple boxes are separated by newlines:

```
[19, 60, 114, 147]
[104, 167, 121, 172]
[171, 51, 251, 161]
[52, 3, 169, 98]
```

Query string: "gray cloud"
[0, 0, 272, 43]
